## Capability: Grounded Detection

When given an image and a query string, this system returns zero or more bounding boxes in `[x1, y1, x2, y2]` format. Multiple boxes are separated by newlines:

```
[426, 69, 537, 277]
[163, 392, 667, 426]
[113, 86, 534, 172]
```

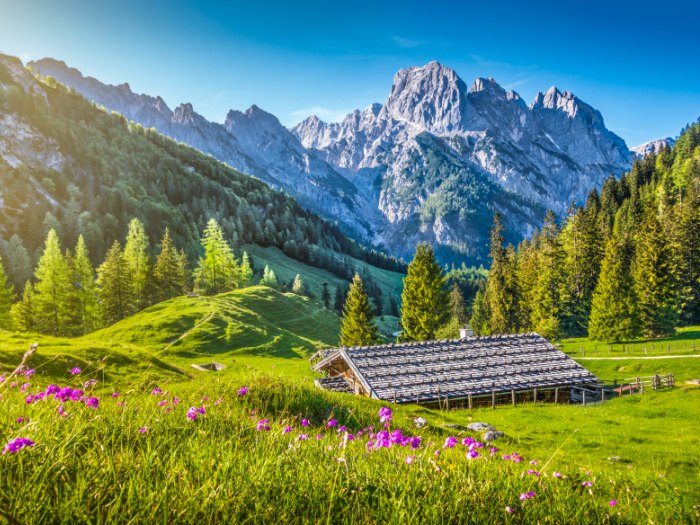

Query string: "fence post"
[512, 389, 516, 407]
[601, 388, 605, 402]
[533, 388, 538, 403]
[640, 380, 644, 394]
[582, 390, 586, 406]
[554, 387, 559, 404]
[468, 394, 472, 410]
[636, 377, 640, 393]
[491, 390, 496, 409]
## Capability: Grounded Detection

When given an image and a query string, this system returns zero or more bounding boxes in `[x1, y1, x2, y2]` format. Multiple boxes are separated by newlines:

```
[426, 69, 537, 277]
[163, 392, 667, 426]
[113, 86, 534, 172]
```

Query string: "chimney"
[459, 326, 474, 339]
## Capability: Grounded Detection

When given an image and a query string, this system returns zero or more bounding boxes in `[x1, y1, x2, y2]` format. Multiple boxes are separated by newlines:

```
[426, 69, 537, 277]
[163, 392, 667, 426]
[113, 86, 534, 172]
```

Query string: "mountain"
[631, 138, 676, 158]
[29, 58, 634, 263]
[0, 54, 403, 307]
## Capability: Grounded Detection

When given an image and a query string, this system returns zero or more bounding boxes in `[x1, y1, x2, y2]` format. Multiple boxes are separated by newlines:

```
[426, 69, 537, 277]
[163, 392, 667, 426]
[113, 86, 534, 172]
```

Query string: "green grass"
[560, 325, 700, 357]
[1, 292, 699, 521]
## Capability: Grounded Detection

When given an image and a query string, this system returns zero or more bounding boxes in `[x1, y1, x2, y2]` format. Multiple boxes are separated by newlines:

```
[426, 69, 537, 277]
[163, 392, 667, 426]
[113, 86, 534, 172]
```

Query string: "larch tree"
[194, 219, 239, 295]
[123, 218, 151, 310]
[73, 235, 102, 334]
[292, 274, 305, 295]
[340, 273, 378, 347]
[485, 214, 519, 334]
[400, 243, 449, 342]
[239, 251, 254, 286]
[321, 282, 331, 309]
[11, 281, 35, 332]
[529, 210, 563, 340]
[34, 229, 72, 335]
[260, 265, 278, 289]
[97, 241, 135, 325]
[153, 228, 185, 302]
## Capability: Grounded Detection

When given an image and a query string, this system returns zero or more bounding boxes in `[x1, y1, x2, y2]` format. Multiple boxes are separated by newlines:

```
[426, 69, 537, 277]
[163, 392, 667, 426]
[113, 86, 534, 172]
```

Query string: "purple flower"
[327, 419, 337, 428]
[173, 396, 180, 405]
[378, 406, 393, 423]
[405, 455, 415, 465]
[301, 418, 309, 427]
[111, 392, 120, 398]
[57, 405, 67, 417]
[527, 469, 540, 477]
[467, 449, 479, 459]
[16, 417, 27, 424]
[444, 436, 458, 449]
[45, 385, 60, 395]
[582, 481, 594, 487]
[201, 396, 209, 402]
[519, 491, 536, 501]
[70, 367, 82, 376]
[283, 425, 293, 434]
[237, 386, 248, 396]
[138, 427, 148, 434]
[151, 387, 163, 396]
[214, 398, 223, 406]
[296, 433, 310, 441]
[553, 471, 562, 478]
[609, 500, 618, 507]
[315, 434, 324, 440]
[256, 419, 270, 432]
[23, 368, 35, 378]
[2, 437, 35, 454]
[20, 383, 30, 393]
[84, 397, 99, 409]
[83, 379, 98, 389]
[186, 406, 204, 421]
[505, 507, 515, 513]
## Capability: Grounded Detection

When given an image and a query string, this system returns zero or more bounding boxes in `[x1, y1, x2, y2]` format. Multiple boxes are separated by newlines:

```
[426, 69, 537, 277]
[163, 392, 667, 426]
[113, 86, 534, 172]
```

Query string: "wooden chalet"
[312, 333, 600, 408]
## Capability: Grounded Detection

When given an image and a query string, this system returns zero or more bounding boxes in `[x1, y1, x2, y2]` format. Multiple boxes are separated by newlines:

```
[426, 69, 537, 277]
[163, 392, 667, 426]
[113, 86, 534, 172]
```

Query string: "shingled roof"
[313, 333, 599, 404]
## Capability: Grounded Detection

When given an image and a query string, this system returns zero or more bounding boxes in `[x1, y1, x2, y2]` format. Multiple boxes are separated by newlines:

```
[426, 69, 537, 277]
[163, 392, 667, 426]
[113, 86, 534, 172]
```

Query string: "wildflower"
[315, 434, 324, 440]
[116, 402, 125, 408]
[186, 406, 205, 421]
[527, 469, 540, 477]
[83, 379, 98, 388]
[519, 491, 536, 501]
[84, 397, 99, 409]
[296, 433, 310, 441]
[2, 437, 36, 454]
[45, 385, 60, 395]
[301, 418, 309, 427]
[214, 398, 223, 406]
[111, 392, 120, 398]
[405, 456, 415, 465]
[256, 419, 270, 432]
[379, 406, 392, 423]
[23, 368, 35, 378]
[201, 396, 209, 402]
[57, 405, 67, 417]
[158, 400, 168, 407]
[553, 471, 562, 478]
[138, 427, 148, 434]
[173, 396, 180, 405]
[530, 460, 538, 465]
[467, 449, 479, 459]
[609, 500, 618, 507]
[237, 386, 248, 396]
[16, 417, 28, 424]
[70, 367, 82, 375]
[151, 387, 163, 396]
[283, 426, 293, 434]
[443, 436, 458, 449]
[505, 506, 515, 513]
[582, 481, 594, 487]
[327, 419, 337, 428]
[20, 383, 30, 393]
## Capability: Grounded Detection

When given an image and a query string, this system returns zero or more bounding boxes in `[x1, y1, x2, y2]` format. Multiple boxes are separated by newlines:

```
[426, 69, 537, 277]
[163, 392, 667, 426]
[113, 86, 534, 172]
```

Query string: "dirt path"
[576, 354, 700, 360]
[160, 310, 215, 353]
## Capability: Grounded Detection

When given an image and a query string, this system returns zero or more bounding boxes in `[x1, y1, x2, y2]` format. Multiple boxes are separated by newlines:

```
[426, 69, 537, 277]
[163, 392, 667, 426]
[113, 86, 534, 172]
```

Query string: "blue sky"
[1, 0, 699, 145]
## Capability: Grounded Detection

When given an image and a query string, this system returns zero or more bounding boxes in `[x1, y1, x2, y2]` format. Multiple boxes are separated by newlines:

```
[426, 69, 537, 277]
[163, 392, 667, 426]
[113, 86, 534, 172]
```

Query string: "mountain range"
[30, 58, 639, 263]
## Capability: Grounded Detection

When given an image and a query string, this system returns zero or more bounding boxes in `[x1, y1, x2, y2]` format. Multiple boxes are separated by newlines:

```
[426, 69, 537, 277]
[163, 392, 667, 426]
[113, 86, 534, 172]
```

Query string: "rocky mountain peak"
[469, 77, 505, 95]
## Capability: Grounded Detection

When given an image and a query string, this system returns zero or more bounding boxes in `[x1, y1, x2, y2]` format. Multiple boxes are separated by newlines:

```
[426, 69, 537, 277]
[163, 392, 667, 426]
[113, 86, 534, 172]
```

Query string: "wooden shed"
[312, 333, 600, 407]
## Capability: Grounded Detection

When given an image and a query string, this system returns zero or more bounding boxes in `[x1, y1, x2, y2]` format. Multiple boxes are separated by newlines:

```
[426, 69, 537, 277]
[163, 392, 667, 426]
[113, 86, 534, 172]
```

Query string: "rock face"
[631, 138, 675, 158]
[30, 58, 634, 263]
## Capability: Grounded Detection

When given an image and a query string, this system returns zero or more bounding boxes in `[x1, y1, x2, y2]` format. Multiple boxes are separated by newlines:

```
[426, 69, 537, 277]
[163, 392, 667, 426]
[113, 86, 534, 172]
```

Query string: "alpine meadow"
[1, 2, 700, 524]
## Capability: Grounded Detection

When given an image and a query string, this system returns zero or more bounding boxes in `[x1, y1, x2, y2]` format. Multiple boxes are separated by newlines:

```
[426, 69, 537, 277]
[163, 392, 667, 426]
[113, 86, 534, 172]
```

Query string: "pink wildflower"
[405, 456, 415, 465]
[609, 500, 618, 507]
[2, 437, 35, 454]
[378, 407, 392, 423]
[327, 419, 337, 428]
[70, 367, 82, 375]
[237, 386, 248, 396]
[301, 418, 309, 427]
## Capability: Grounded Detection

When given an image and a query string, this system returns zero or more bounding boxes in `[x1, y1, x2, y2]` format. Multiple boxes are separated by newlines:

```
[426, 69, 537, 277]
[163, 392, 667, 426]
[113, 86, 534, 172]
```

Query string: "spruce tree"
[153, 228, 184, 302]
[515, 236, 538, 331]
[400, 243, 448, 342]
[11, 281, 35, 332]
[340, 274, 378, 346]
[0, 256, 14, 329]
[333, 285, 345, 314]
[469, 287, 490, 336]
[588, 236, 640, 342]
[632, 207, 679, 337]
[194, 219, 239, 295]
[34, 229, 72, 335]
[529, 210, 563, 339]
[321, 282, 331, 309]
[292, 274, 305, 295]
[123, 218, 151, 310]
[448, 282, 468, 327]
[97, 241, 135, 324]
[260, 265, 279, 289]
[485, 214, 519, 334]
[73, 236, 101, 334]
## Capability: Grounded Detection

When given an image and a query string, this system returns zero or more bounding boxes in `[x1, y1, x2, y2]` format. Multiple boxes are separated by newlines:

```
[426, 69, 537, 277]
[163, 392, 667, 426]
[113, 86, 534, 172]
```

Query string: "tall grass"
[0, 370, 694, 524]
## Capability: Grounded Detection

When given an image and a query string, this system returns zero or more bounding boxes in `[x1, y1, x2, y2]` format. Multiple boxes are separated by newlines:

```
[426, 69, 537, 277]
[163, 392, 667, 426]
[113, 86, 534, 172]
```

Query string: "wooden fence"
[566, 341, 698, 356]
[571, 373, 675, 405]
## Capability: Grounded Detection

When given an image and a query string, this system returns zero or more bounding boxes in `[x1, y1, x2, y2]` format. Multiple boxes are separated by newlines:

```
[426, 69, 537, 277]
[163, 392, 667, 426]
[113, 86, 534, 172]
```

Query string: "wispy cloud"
[290, 106, 352, 124]
[503, 77, 533, 91]
[390, 36, 427, 49]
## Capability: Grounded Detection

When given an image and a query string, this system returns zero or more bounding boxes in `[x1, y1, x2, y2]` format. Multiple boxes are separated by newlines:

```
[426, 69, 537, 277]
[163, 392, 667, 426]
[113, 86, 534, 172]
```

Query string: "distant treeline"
[471, 120, 700, 342]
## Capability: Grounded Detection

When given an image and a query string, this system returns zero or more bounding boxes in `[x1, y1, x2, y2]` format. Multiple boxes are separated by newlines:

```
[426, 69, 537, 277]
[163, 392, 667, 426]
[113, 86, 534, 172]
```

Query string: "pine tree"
[400, 243, 449, 342]
[529, 210, 564, 339]
[470, 287, 490, 336]
[176, 250, 190, 294]
[11, 281, 35, 332]
[260, 265, 279, 289]
[153, 228, 185, 302]
[632, 207, 679, 337]
[334, 285, 345, 315]
[239, 251, 254, 286]
[340, 274, 378, 347]
[34, 229, 72, 335]
[321, 282, 331, 309]
[97, 241, 135, 324]
[588, 236, 640, 342]
[194, 219, 239, 295]
[0, 256, 15, 329]
[73, 236, 101, 334]
[123, 218, 151, 310]
[515, 236, 538, 331]
[292, 274, 305, 295]
[448, 282, 468, 327]
[485, 214, 519, 334]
